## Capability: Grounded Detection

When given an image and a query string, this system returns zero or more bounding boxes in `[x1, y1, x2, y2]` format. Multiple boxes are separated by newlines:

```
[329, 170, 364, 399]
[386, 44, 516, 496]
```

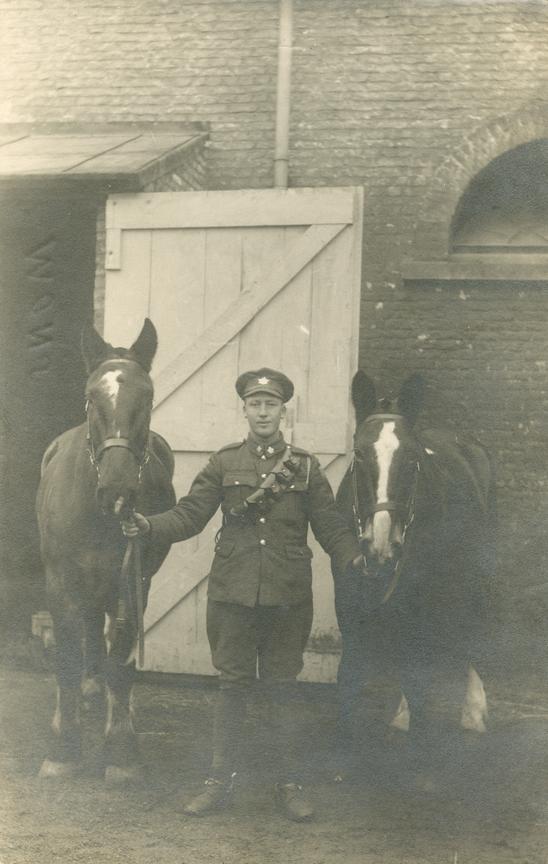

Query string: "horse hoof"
[384, 727, 408, 748]
[461, 716, 487, 734]
[39, 759, 80, 779]
[105, 764, 144, 786]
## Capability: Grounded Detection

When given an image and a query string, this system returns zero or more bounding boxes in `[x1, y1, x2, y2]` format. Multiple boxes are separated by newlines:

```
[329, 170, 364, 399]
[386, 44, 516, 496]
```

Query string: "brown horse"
[36, 319, 175, 783]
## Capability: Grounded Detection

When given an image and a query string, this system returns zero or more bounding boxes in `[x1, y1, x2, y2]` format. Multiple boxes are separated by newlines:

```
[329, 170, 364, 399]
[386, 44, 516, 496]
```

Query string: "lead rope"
[119, 533, 145, 668]
[350, 457, 364, 542]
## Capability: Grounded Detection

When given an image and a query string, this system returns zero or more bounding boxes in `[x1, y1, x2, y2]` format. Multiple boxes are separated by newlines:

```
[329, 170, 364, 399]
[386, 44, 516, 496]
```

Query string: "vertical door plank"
[149, 229, 206, 439]
[201, 227, 243, 438]
[103, 230, 152, 345]
[279, 228, 313, 431]
[308, 227, 354, 430]
[237, 226, 286, 374]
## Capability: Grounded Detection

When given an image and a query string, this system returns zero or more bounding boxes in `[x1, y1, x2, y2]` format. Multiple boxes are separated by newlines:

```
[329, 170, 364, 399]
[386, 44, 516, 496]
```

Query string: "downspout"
[274, 0, 293, 188]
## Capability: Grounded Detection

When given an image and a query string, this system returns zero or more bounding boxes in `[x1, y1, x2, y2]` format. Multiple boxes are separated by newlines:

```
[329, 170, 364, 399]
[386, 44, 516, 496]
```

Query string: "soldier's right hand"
[121, 512, 151, 537]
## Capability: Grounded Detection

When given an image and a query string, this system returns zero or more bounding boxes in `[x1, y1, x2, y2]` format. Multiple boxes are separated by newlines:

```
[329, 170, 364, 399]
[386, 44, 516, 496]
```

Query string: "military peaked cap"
[235, 368, 294, 403]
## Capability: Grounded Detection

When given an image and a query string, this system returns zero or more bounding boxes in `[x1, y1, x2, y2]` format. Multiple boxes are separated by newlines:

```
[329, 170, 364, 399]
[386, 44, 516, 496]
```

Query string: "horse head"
[351, 371, 425, 576]
[81, 319, 157, 518]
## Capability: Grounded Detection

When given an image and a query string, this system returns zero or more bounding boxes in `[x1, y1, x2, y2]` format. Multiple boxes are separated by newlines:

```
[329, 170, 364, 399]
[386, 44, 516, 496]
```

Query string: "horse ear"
[81, 321, 111, 373]
[397, 373, 425, 425]
[351, 371, 377, 425]
[129, 318, 158, 373]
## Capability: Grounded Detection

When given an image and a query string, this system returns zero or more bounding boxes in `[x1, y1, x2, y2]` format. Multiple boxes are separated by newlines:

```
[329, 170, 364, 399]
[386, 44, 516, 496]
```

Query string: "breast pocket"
[282, 477, 308, 518]
[222, 471, 257, 507]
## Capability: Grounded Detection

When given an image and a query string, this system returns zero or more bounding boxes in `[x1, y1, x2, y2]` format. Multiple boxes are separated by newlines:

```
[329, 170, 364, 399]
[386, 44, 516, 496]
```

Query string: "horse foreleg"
[333, 622, 375, 780]
[399, 641, 440, 787]
[81, 610, 106, 710]
[39, 602, 82, 778]
[103, 615, 142, 785]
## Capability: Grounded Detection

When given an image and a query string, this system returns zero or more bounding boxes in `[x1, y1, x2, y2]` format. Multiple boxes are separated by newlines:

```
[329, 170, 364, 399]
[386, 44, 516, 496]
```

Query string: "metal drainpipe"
[274, 0, 293, 188]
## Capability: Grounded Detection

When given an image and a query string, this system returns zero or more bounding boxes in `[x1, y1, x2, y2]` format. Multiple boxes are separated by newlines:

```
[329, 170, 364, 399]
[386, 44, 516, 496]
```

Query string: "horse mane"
[417, 427, 494, 518]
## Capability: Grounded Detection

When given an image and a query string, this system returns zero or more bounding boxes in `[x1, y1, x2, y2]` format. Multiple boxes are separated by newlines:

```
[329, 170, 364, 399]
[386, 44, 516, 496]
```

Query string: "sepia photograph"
[1, 1, 548, 861]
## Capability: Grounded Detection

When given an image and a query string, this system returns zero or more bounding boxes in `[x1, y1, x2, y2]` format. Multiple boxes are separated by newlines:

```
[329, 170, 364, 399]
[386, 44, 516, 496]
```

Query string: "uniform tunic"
[147, 435, 359, 608]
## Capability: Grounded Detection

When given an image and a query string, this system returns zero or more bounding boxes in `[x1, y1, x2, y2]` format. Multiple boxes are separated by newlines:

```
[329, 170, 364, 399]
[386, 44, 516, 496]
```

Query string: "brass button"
[234, 481, 240, 485]
[261, 454, 267, 460]
[259, 538, 266, 546]
[259, 517, 266, 524]
[261, 473, 267, 479]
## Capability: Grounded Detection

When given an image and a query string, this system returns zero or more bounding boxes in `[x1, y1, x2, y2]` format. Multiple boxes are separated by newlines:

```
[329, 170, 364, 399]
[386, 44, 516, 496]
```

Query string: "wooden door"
[104, 187, 363, 682]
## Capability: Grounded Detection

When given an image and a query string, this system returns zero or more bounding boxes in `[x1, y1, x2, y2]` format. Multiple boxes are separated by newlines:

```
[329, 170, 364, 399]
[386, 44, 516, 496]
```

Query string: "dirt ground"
[2, 655, 548, 864]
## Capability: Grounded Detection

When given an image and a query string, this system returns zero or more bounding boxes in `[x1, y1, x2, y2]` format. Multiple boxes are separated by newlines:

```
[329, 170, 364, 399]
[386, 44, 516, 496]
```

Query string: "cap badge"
[257, 376, 270, 385]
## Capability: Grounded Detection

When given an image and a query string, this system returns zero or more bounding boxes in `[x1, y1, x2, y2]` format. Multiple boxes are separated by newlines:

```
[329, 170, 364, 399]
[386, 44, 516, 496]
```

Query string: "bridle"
[351, 413, 420, 602]
[85, 398, 150, 485]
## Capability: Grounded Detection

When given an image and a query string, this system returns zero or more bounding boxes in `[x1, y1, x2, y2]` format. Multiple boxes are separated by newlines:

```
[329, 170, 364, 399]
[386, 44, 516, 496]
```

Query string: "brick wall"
[3, 0, 548, 660]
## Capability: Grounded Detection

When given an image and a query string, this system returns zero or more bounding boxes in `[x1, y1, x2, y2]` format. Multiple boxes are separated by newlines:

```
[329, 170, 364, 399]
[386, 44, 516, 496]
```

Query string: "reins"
[119, 534, 145, 668]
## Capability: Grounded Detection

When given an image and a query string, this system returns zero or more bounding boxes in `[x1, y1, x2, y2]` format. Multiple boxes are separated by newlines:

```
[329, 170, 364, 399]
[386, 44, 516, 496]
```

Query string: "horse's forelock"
[88, 354, 152, 381]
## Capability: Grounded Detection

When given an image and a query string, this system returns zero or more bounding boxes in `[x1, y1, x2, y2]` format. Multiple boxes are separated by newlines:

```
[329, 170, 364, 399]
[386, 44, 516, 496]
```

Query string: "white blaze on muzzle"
[371, 510, 393, 562]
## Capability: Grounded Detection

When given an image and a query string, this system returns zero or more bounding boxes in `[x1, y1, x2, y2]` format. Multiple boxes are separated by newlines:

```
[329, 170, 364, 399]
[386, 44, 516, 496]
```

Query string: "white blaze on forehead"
[100, 370, 122, 406]
[374, 421, 399, 501]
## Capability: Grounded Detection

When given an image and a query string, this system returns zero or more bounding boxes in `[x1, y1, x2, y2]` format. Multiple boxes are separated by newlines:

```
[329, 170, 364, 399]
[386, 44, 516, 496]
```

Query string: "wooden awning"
[0, 124, 208, 190]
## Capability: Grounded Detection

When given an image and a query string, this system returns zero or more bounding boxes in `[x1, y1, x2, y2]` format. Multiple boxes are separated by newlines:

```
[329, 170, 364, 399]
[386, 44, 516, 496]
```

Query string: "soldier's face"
[243, 395, 286, 440]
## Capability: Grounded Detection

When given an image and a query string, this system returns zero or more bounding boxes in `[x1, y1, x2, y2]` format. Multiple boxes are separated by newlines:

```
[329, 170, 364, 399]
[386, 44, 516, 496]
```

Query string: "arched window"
[451, 140, 548, 253]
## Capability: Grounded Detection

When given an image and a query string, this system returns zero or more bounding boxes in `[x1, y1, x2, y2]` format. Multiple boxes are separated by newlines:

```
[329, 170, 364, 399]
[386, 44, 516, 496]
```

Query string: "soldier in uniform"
[122, 368, 361, 820]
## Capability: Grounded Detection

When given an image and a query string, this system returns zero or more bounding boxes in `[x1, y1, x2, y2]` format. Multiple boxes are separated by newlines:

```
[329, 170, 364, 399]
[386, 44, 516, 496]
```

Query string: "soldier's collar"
[245, 434, 287, 458]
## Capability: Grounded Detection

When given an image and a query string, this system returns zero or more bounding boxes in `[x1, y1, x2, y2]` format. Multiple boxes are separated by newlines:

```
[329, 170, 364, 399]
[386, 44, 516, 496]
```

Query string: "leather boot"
[184, 686, 245, 817]
[274, 782, 314, 822]
[260, 682, 308, 780]
[183, 774, 236, 816]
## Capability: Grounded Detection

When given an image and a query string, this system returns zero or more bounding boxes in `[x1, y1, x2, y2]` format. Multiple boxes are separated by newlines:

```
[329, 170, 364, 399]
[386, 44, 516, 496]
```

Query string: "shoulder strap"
[218, 440, 244, 453]
[290, 444, 311, 456]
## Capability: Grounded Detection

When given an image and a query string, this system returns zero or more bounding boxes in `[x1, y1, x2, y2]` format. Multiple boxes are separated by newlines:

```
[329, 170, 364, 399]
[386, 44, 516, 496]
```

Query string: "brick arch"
[412, 100, 548, 260]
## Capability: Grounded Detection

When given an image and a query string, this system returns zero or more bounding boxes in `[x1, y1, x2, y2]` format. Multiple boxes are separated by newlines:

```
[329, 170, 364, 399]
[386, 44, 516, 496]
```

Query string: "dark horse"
[333, 371, 496, 777]
[36, 319, 175, 783]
